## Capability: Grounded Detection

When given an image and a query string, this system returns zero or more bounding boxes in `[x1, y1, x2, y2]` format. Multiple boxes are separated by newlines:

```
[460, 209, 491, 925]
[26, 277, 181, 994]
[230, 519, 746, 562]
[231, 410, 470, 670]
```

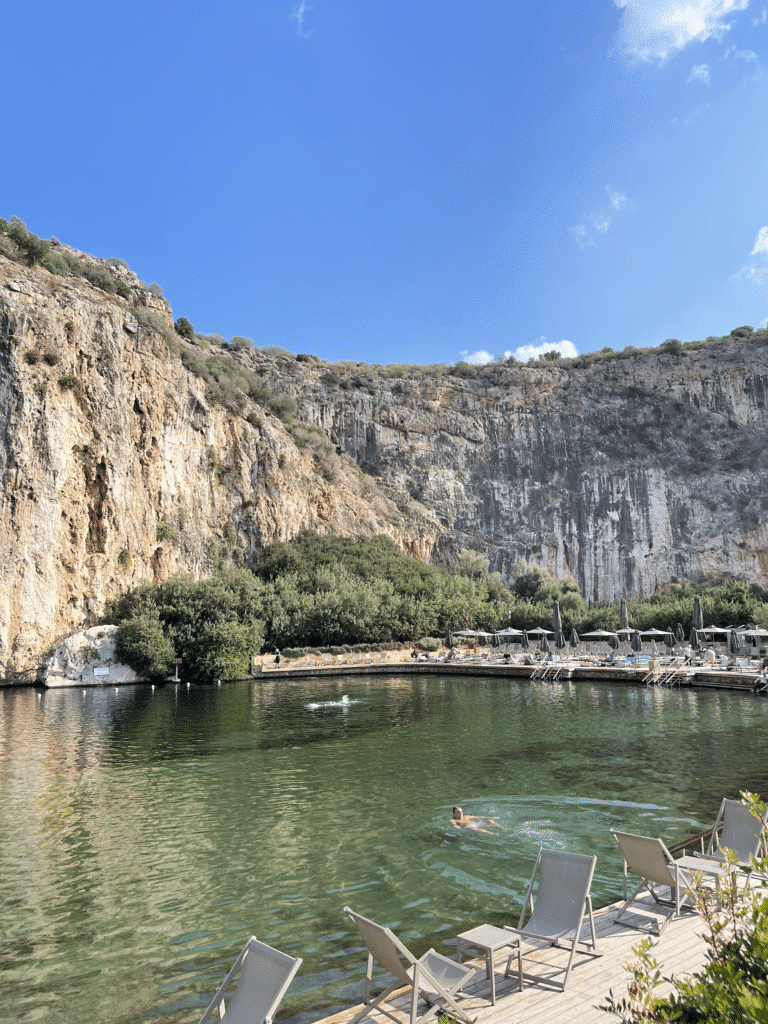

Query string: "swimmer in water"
[450, 806, 502, 833]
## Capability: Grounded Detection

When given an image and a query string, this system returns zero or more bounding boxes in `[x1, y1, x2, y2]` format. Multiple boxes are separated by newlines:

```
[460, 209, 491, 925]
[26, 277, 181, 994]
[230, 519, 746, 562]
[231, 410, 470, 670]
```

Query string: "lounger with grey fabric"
[610, 830, 696, 935]
[343, 906, 478, 1024]
[503, 849, 600, 991]
[700, 797, 765, 866]
[198, 936, 302, 1024]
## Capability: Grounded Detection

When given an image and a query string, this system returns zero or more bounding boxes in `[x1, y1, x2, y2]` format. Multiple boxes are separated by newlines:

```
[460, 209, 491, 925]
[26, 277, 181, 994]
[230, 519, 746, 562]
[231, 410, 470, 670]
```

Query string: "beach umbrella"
[445, 632, 454, 649]
[552, 600, 563, 636]
[521, 630, 529, 649]
[620, 597, 629, 631]
[492, 632, 501, 648]
[555, 629, 567, 649]
[570, 628, 580, 648]
[675, 623, 685, 643]
[608, 632, 619, 650]
[639, 628, 670, 638]
[579, 629, 618, 639]
[692, 595, 704, 632]
[528, 626, 553, 636]
[631, 630, 643, 653]
[729, 629, 743, 656]
[689, 627, 700, 651]
[539, 635, 550, 653]
[664, 630, 675, 649]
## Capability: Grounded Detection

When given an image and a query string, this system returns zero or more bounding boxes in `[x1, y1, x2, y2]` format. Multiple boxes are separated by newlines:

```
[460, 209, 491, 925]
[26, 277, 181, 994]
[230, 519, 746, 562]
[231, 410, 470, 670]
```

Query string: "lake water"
[1, 674, 767, 1024]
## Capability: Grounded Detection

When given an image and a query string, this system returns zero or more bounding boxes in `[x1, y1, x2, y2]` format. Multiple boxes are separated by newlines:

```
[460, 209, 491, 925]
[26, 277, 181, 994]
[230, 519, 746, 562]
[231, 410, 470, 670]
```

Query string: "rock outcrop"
[43, 625, 139, 687]
[2, 237, 768, 678]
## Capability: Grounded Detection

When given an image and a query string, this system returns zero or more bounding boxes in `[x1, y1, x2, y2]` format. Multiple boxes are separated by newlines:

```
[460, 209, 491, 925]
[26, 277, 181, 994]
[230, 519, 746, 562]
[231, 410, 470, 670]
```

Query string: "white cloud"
[291, 1, 315, 39]
[460, 349, 496, 365]
[754, 6, 767, 24]
[735, 228, 768, 309]
[607, 188, 629, 210]
[751, 226, 768, 256]
[724, 44, 759, 58]
[686, 62, 711, 83]
[614, 0, 749, 64]
[509, 339, 580, 363]
[458, 339, 580, 365]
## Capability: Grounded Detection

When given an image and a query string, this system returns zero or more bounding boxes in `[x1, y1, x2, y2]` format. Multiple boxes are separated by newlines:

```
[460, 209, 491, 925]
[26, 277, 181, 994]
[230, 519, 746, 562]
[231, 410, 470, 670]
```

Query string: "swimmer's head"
[452, 806, 463, 820]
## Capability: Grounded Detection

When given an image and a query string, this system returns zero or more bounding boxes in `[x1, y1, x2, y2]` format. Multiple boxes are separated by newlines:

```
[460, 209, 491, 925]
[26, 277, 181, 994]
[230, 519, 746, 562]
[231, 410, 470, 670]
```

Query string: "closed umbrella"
[521, 630, 529, 649]
[555, 629, 566, 650]
[631, 630, 643, 653]
[620, 597, 629, 631]
[445, 632, 454, 649]
[608, 633, 620, 650]
[729, 630, 742, 656]
[675, 623, 685, 643]
[570, 628, 580, 648]
[552, 600, 563, 636]
[664, 631, 675, 649]
[692, 595, 704, 632]
[689, 627, 700, 651]
[539, 635, 550, 654]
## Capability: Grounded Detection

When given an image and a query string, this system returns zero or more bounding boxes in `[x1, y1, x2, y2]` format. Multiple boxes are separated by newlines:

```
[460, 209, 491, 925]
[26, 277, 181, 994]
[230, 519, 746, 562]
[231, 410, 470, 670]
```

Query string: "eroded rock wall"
[2, 243, 768, 677]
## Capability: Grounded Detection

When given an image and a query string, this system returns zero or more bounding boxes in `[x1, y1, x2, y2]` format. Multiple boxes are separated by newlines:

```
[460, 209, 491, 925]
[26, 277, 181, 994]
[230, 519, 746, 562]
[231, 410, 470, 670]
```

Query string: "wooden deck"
[317, 894, 709, 1024]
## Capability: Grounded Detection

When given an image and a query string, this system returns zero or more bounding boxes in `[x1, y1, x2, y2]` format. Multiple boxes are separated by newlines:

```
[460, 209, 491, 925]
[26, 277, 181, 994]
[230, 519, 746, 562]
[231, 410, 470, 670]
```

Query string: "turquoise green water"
[1, 675, 767, 1024]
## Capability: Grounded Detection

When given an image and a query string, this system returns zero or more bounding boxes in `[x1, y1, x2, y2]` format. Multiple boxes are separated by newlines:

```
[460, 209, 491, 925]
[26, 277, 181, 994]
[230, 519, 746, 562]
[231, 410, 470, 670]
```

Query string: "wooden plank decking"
[316, 894, 709, 1024]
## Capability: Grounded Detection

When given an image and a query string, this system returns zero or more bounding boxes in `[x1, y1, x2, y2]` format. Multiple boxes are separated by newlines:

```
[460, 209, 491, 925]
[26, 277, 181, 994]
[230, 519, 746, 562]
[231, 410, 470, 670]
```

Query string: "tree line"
[106, 532, 768, 681]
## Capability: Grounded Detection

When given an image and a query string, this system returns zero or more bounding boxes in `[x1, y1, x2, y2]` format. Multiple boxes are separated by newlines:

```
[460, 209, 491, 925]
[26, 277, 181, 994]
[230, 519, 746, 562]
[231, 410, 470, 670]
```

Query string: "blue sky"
[2, 1, 767, 365]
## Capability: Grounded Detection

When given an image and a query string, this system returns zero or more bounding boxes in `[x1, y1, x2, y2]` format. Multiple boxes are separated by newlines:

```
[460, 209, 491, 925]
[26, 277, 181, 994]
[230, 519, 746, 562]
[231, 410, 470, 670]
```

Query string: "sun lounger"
[502, 849, 600, 990]
[343, 906, 477, 1024]
[611, 830, 695, 935]
[198, 936, 302, 1024]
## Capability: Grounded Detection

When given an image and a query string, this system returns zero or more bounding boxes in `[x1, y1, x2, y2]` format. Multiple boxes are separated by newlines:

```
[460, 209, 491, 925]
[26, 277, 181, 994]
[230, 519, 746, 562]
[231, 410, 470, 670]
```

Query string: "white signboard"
[93, 667, 109, 676]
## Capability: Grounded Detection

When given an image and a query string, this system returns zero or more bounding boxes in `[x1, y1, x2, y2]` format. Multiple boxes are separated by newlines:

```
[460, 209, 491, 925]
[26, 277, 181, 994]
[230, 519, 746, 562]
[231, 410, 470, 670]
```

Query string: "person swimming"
[450, 806, 502, 833]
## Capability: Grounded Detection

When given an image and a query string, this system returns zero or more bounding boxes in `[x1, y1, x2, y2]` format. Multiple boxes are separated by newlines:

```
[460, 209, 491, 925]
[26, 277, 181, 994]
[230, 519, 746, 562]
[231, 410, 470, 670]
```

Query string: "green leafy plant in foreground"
[600, 792, 768, 1023]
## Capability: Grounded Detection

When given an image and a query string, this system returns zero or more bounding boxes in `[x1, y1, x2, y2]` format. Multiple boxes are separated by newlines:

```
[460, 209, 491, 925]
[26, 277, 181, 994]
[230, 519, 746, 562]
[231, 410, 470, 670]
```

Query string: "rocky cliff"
[2, 238, 767, 677]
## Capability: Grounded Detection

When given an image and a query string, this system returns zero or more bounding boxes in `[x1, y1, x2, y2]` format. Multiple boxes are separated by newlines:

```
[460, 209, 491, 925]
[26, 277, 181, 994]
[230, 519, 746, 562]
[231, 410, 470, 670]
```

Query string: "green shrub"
[230, 336, 253, 350]
[224, 522, 237, 546]
[296, 353, 320, 363]
[115, 615, 175, 680]
[147, 282, 164, 298]
[156, 522, 179, 545]
[416, 637, 441, 651]
[118, 549, 132, 567]
[175, 316, 195, 340]
[105, 257, 129, 270]
[59, 375, 82, 391]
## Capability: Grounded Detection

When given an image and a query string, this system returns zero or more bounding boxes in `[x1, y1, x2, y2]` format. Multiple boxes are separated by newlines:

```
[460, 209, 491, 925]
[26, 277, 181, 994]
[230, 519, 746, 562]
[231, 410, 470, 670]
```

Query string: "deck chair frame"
[504, 848, 600, 991]
[343, 906, 477, 1024]
[198, 936, 302, 1024]
[701, 797, 765, 866]
[611, 829, 695, 935]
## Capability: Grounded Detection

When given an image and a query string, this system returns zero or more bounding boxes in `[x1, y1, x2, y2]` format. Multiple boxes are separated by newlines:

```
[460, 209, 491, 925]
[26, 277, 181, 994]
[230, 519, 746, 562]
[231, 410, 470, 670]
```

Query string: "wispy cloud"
[686, 62, 711, 83]
[291, 1, 315, 39]
[754, 6, 767, 24]
[614, 0, 749, 64]
[671, 100, 712, 124]
[751, 226, 768, 257]
[734, 227, 768, 301]
[571, 186, 631, 247]
[724, 44, 759, 59]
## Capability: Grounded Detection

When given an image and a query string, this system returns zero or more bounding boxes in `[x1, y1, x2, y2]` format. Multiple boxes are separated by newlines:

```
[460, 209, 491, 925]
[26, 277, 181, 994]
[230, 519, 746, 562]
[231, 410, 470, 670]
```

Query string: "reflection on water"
[1, 676, 767, 1024]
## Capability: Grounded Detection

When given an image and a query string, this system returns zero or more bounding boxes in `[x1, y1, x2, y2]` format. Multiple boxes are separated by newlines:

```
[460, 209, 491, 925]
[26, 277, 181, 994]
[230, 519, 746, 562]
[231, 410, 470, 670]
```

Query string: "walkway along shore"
[254, 655, 764, 694]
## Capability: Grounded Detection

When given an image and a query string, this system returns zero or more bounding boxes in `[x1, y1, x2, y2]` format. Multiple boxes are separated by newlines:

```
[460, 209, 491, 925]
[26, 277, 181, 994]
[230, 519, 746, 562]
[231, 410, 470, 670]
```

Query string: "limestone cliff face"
[0, 250, 437, 676]
[2, 242, 768, 676]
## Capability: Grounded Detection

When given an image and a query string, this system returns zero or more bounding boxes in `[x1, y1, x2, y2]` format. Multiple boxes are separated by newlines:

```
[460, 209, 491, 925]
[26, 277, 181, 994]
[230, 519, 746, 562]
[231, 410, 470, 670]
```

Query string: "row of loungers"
[197, 797, 766, 1024]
